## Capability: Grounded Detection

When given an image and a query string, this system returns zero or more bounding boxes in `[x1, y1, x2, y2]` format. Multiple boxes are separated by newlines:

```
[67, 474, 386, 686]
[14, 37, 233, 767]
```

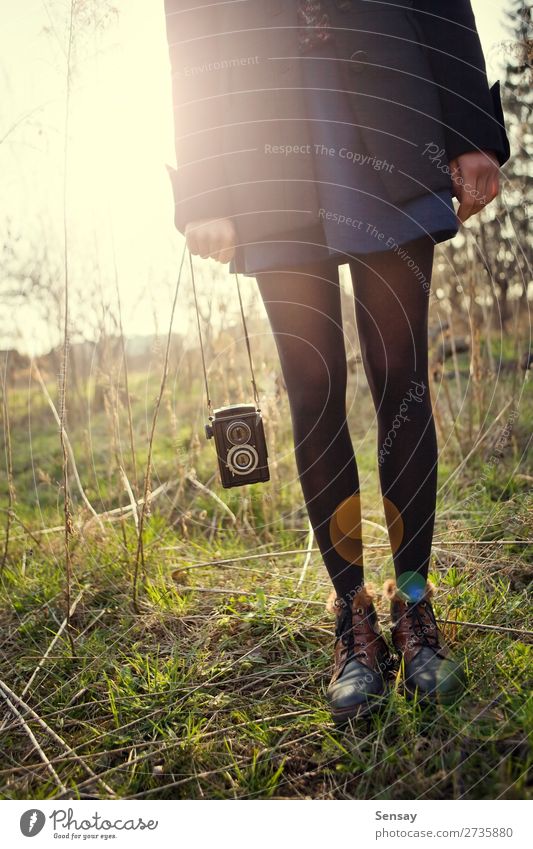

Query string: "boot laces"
[406, 600, 440, 650]
[336, 604, 373, 661]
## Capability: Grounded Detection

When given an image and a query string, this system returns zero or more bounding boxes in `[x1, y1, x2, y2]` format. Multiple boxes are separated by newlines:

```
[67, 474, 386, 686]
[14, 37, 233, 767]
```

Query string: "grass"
[0, 353, 531, 800]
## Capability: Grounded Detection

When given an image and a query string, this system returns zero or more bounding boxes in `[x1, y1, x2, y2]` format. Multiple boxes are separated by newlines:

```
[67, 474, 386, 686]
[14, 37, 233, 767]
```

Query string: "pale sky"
[0, 1, 511, 354]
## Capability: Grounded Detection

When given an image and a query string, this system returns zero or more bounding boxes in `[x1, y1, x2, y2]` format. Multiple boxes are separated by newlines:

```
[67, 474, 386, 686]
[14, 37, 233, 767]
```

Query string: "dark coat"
[164, 0, 510, 262]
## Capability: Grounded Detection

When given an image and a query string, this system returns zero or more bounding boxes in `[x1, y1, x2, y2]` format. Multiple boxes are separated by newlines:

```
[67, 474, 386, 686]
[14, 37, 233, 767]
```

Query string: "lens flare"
[329, 493, 363, 566]
[396, 570, 427, 603]
[436, 656, 466, 704]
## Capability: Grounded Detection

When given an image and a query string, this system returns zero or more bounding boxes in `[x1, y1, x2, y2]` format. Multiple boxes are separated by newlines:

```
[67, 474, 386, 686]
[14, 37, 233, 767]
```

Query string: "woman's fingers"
[213, 219, 236, 263]
[185, 221, 209, 258]
[206, 224, 220, 260]
[456, 168, 476, 222]
[450, 159, 475, 221]
[479, 171, 496, 211]
[488, 169, 500, 201]
[450, 151, 501, 223]
[185, 218, 236, 263]
[216, 244, 235, 264]
[217, 219, 236, 263]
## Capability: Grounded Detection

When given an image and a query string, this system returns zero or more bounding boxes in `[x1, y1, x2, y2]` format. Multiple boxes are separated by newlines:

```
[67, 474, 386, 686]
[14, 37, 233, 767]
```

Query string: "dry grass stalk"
[58, 0, 76, 653]
[0, 686, 68, 794]
[132, 243, 187, 611]
[185, 472, 237, 524]
[112, 248, 139, 498]
[296, 519, 315, 590]
[447, 305, 464, 398]
[120, 465, 139, 531]
[0, 590, 84, 733]
[0, 678, 116, 798]
[103, 384, 130, 553]
[0, 374, 15, 571]
[440, 371, 465, 461]
[467, 246, 484, 440]
[32, 364, 103, 530]
[3, 480, 173, 546]
[20, 590, 84, 702]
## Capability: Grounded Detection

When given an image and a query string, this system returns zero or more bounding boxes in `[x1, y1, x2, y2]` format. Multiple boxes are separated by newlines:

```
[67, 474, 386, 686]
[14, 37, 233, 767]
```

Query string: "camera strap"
[188, 250, 262, 419]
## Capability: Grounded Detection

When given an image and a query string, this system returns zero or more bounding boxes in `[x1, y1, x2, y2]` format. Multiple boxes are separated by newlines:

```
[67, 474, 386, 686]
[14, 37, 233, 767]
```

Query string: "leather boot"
[327, 585, 396, 725]
[383, 578, 465, 703]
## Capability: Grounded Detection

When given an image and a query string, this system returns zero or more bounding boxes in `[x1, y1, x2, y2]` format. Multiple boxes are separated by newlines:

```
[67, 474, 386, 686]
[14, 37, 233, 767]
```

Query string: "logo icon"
[20, 810, 46, 837]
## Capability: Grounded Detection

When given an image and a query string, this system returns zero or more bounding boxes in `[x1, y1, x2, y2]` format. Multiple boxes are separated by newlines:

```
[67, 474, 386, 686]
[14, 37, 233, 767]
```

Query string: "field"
[0, 328, 532, 800]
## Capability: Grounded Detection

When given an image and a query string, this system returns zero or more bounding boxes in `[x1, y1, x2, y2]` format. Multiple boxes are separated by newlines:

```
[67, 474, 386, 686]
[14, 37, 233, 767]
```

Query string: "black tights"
[255, 236, 437, 603]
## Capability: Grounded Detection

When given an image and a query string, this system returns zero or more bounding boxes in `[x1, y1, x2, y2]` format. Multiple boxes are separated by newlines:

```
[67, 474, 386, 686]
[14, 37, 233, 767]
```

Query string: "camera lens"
[226, 420, 252, 445]
[227, 444, 259, 475]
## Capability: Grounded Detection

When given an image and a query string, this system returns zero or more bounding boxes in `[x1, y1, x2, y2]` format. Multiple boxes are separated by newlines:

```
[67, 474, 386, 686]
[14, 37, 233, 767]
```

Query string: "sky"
[0, 1, 512, 355]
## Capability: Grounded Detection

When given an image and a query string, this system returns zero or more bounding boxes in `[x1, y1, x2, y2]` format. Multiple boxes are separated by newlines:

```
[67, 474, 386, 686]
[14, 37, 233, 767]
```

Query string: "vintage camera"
[205, 403, 270, 488]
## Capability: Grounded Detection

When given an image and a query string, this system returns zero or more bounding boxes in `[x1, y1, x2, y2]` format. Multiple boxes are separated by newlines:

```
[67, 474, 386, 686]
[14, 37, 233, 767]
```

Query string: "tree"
[482, 1, 532, 328]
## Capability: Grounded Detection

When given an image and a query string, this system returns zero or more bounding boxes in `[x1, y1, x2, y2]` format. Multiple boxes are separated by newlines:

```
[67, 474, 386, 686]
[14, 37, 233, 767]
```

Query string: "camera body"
[205, 403, 270, 488]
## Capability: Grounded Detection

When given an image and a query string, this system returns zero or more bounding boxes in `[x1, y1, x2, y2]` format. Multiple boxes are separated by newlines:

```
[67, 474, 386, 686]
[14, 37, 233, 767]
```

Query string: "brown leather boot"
[327, 585, 396, 725]
[383, 578, 465, 703]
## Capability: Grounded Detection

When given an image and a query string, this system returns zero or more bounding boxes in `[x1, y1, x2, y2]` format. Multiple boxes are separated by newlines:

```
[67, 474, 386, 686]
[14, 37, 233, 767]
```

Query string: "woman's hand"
[184, 218, 236, 263]
[449, 150, 500, 223]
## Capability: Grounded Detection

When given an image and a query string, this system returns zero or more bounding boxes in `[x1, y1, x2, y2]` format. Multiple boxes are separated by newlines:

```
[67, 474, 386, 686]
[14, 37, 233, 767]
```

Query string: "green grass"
[0, 360, 531, 800]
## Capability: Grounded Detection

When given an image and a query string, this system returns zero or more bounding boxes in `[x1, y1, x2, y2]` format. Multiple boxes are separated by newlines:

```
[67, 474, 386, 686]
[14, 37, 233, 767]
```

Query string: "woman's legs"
[348, 235, 437, 582]
[254, 259, 364, 603]
[254, 234, 437, 595]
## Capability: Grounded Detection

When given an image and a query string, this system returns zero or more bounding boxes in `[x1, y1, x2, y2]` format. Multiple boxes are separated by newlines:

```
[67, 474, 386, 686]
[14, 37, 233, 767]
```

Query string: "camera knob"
[205, 423, 214, 439]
